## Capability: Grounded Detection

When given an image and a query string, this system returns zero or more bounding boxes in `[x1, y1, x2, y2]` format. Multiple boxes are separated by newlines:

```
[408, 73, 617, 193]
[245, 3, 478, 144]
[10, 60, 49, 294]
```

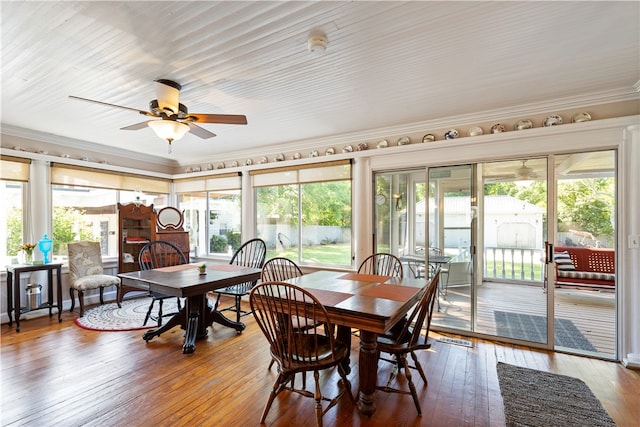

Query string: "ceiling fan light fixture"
[148, 120, 190, 143]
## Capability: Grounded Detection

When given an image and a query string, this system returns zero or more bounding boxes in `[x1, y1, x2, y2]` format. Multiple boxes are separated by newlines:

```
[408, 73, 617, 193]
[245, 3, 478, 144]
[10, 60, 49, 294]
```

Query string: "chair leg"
[337, 363, 356, 404]
[176, 297, 182, 311]
[410, 351, 428, 384]
[157, 299, 164, 327]
[260, 374, 284, 424]
[69, 288, 76, 313]
[314, 370, 323, 427]
[236, 296, 242, 323]
[143, 299, 155, 326]
[78, 290, 85, 317]
[99, 287, 105, 305]
[116, 285, 122, 308]
[401, 354, 422, 415]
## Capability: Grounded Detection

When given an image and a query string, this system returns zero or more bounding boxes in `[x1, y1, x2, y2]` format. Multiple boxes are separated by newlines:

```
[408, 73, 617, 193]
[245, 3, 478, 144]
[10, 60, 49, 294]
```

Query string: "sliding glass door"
[374, 150, 617, 359]
[475, 158, 549, 344]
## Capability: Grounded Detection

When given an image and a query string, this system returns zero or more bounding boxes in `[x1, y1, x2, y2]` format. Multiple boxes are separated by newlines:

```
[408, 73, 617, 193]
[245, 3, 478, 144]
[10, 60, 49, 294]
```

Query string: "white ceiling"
[2, 1, 639, 167]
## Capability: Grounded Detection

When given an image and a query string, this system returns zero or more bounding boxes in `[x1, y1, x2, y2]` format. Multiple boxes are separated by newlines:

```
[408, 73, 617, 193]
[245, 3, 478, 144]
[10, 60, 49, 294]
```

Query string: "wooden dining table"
[282, 270, 427, 416]
[118, 263, 261, 354]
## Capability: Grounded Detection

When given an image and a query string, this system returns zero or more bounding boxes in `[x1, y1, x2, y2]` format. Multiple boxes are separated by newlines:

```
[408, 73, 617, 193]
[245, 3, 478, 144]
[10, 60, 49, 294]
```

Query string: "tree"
[52, 206, 96, 254]
[6, 208, 23, 255]
[557, 178, 614, 245]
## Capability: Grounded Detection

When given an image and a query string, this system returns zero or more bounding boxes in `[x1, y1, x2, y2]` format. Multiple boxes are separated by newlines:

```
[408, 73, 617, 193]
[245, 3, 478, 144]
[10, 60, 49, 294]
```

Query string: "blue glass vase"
[38, 234, 53, 264]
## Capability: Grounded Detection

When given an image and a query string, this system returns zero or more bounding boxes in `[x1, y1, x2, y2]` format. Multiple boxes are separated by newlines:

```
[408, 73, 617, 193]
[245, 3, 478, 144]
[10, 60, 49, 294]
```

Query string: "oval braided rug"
[74, 297, 180, 331]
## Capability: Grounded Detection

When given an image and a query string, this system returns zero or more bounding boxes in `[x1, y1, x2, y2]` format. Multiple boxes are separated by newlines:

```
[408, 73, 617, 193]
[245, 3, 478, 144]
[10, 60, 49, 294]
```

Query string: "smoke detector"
[308, 34, 328, 54]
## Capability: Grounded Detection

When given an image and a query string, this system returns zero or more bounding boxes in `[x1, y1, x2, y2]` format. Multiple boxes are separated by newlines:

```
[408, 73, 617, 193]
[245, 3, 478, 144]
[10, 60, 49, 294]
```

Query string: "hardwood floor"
[1, 298, 637, 427]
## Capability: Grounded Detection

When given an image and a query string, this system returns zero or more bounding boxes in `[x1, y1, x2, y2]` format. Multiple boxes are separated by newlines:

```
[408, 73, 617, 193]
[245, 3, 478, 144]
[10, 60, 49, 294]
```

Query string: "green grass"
[267, 244, 351, 266]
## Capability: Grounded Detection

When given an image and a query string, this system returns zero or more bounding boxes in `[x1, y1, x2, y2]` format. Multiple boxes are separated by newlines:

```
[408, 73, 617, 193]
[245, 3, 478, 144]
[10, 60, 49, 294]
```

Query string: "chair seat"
[377, 330, 431, 352]
[283, 334, 344, 362]
[216, 283, 253, 296]
[72, 274, 120, 291]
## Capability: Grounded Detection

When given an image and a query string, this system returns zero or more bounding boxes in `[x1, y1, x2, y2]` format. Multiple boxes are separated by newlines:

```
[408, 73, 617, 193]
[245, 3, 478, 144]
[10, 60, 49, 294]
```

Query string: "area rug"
[496, 362, 616, 427]
[75, 297, 180, 331]
[494, 310, 597, 351]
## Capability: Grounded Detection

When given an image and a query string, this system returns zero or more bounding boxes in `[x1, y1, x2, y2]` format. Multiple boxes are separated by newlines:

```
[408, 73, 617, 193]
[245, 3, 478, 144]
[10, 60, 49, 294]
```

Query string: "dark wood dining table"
[118, 263, 261, 354]
[282, 270, 427, 416]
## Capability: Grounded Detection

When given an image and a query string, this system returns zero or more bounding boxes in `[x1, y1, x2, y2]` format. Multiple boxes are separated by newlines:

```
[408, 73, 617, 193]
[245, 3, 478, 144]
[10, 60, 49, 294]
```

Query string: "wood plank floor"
[1, 298, 637, 427]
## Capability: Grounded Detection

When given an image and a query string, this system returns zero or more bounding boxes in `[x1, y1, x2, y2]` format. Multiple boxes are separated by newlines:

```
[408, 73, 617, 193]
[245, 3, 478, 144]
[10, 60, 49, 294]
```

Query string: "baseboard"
[1, 288, 121, 326]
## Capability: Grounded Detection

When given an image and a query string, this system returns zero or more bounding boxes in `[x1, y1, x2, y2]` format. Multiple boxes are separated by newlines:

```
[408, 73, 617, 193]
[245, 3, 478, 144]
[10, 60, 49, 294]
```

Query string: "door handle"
[545, 241, 554, 264]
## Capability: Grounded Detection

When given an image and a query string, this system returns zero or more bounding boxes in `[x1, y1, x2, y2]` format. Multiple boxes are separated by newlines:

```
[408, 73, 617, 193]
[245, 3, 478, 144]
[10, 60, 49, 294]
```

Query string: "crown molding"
[0, 124, 178, 168]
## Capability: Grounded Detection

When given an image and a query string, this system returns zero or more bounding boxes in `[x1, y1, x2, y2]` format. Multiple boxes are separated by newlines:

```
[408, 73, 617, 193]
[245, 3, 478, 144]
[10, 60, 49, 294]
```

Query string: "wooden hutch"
[117, 203, 190, 301]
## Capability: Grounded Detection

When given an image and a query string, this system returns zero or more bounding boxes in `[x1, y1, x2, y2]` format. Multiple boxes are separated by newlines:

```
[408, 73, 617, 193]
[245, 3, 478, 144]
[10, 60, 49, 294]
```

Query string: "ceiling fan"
[69, 79, 247, 152]
[484, 160, 538, 182]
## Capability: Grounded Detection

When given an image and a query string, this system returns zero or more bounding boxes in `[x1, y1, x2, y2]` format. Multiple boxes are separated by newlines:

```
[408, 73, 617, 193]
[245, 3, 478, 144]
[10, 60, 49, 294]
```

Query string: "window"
[1, 156, 29, 266]
[253, 160, 352, 267]
[175, 173, 242, 258]
[51, 164, 170, 259]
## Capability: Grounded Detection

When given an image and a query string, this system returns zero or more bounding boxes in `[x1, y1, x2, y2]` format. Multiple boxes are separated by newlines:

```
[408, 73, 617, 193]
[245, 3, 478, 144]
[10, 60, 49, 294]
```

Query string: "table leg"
[204, 305, 246, 333]
[47, 268, 54, 317]
[56, 266, 63, 322]
[14, 272, 22, 332]
[182, 314, 199, 354]
[7, 271, 13, 326]
[143, 307, 187, 342]
[357, 330, 379, 416]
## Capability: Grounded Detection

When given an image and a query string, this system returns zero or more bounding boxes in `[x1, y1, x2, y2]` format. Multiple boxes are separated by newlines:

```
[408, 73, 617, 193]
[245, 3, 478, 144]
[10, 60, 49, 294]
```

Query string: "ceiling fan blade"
[121, 121, 151, 131]
[188, 113, 248, 125]
[187, 123, 216, 139]
[69, 95, 154, 116]
[154, 79, 181, 114]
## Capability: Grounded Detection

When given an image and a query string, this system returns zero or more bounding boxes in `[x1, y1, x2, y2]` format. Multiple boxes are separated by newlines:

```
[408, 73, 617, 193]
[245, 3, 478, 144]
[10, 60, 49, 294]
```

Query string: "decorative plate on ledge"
[444, 129, 459, 139]
[422, 134, 436, 143]
[514, 119, 533, 130]
[396, 136, 410, 146]
[543, 115, 563, 126]
[342, 145, 353, 153]
[467, 127, 483, 137]
[491, 124, 506, 133]
[572, 112, 591, 123]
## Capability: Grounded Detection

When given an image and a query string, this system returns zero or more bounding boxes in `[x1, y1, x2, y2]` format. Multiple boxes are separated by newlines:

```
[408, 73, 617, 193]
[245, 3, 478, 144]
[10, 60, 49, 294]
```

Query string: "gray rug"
[494, 311, 597, 352]
[496, 362, 616, 427]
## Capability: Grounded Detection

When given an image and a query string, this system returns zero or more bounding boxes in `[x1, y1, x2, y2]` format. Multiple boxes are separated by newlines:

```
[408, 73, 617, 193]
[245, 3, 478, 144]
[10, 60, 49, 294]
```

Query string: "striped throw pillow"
[554, 251, 576, 271]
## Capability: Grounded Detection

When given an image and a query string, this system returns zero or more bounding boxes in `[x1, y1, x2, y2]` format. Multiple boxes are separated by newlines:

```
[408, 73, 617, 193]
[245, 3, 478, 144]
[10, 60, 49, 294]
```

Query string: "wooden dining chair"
[138, 240, 187, 327]
[214, 238, 266, 322]
[249, 281, 355, 426]
[261, 257, 312, 378]
[358, 253, 404, 278]
[375, 269, 441, 415]
[261, 257, 303, 282]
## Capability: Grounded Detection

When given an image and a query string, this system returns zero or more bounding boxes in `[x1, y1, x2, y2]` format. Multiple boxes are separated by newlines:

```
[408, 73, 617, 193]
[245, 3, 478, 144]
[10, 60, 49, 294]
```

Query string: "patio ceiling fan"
[484, 160, 538, 182]
[69, 79, 248, 152]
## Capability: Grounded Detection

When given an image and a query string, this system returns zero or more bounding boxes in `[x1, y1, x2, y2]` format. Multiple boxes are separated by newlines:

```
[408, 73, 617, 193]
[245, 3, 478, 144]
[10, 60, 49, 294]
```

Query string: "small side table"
[6, 263, 63, 332]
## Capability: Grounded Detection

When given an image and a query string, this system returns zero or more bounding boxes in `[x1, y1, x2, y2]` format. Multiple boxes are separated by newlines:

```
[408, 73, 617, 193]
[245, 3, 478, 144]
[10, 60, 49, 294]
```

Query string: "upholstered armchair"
[67, 241, 120, 316]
